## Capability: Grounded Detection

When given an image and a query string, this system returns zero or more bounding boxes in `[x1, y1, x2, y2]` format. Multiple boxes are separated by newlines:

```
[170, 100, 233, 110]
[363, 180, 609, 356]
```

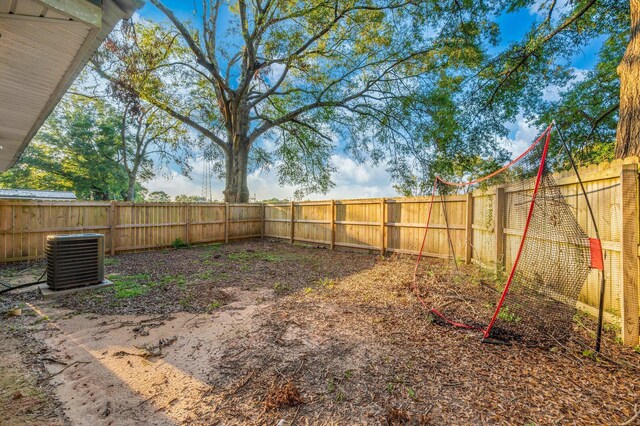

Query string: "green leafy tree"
[147, 190, 171, 202]
[92, 3, 507, 201]
[89, 22, 195, 201]
[174, 194, 208, 203]
[0, 97, 130, 200]
[464, 0, 635, 164]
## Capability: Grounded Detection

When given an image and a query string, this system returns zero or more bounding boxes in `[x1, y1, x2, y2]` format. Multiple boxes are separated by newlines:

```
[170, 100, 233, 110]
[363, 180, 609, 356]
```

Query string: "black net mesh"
[424, 128, 594, 345]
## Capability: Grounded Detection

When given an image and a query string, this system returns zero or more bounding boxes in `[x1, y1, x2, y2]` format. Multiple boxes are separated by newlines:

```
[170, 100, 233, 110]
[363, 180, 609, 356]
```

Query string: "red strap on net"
[412, 124, 553, 336]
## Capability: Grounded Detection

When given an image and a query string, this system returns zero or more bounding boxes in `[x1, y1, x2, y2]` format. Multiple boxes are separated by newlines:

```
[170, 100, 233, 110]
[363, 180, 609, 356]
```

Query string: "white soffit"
[0, 0, 142, 171]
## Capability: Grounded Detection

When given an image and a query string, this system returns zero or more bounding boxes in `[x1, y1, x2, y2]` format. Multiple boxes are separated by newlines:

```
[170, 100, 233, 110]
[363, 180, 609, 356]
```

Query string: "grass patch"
[208, 300, 224, 310]
[104, 257, 119, 266]
[159, 274, 187, 288]
[273, 282, 290, 295]
[109, 273, 152, 298]
[317, 277, 336, 289]
[497, 305, 521, 323]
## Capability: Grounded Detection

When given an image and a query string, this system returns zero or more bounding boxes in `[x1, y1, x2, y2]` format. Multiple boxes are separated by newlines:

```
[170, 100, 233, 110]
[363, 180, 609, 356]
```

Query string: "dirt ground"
[0, 239, 639, 425]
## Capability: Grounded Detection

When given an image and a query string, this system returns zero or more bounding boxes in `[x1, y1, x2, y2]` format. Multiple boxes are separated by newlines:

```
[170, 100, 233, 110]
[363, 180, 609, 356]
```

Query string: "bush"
[171, 238, 189, 249]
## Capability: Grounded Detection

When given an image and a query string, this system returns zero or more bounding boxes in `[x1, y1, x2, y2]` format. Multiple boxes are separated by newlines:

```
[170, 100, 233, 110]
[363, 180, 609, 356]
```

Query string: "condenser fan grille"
[46, 234, 105, 290]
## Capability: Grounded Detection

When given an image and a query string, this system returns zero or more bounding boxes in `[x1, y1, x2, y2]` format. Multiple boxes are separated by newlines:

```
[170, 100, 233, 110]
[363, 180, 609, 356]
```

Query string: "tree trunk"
[123, 169, 137, 201]
[126, 179, 136, 202]
[223, 98, 251, 203]
[223, 139, 250, 203]
[615, 0, 640, 158]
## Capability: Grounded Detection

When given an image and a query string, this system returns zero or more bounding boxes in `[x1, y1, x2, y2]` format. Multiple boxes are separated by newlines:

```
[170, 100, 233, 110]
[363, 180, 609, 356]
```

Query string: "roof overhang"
[0, 0, 144, 171]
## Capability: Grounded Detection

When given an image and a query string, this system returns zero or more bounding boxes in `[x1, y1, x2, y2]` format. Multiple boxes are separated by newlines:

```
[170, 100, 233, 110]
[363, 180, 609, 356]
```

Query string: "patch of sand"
[33, 287, 270, 425]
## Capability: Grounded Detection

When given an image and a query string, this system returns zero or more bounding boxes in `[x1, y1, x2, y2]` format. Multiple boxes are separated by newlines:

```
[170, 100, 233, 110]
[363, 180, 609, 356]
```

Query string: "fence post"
[620, 164, 640, 346]
[224, 203, 229, 243]
[261, 203, 265, 238]
[184, 204, 191, 245]
[290, 201, 295, 244]
[109, 201, 117, 256]
[465, 192, 473, 265]
[330, 200, 335, 250]
[380, 198, 385, 255]
[495, 186, 505, 273]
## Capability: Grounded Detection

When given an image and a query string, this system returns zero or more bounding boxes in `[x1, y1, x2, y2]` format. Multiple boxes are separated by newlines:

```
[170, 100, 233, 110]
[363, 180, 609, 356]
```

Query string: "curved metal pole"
[554, 122, 606, 353]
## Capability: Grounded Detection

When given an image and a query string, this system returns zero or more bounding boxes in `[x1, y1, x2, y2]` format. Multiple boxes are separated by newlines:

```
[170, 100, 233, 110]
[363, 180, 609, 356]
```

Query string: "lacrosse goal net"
[414, 125, 603, 345]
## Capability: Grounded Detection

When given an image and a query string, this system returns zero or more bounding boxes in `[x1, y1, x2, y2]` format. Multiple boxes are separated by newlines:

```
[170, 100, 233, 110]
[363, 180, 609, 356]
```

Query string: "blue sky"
[139, 2, 603, 201]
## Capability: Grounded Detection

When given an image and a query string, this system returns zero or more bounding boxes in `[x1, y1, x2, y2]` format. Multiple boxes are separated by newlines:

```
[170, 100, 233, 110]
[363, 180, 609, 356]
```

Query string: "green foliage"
[273, 282, 290, 294]
[469, 0, 627, 165]
[317, 277, 336, 289]
[405, 386, 416, 399]
[171, 238, 189, 249]
[160, 274, 187, 287]
[0, 90, 193, 201]
[147, 191, 171, 202]
[497, 306, 521, 324]
[97, 2, 510, 200]
[110, 273, 153, 298]
[104, 257, 119, 267]
[0, 97, 131, 200]
[261, 197, 290, 203]
[173, 194, 209, 203]
[208, 300, 224, 310]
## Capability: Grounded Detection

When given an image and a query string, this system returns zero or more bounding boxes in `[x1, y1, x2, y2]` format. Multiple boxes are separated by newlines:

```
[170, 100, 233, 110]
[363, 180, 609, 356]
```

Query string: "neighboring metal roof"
[0, 188, 77, 200]
[0, 0, 144, 171]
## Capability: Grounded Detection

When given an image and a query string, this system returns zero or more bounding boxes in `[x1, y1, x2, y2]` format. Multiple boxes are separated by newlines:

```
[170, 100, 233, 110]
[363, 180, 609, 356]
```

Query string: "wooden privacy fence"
[0, 202, 263, 259]
[1, 157, 639, 345]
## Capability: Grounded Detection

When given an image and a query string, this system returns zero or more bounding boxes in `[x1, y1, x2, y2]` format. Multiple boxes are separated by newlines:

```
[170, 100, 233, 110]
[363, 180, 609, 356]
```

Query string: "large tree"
[93, 2, 508, 201]
[464, 0, 636, 163]
[89, 23, 195, 201]
[0, 97, 133, 200]
[1, 92, 193, 201]
[615, 0, 640, 158]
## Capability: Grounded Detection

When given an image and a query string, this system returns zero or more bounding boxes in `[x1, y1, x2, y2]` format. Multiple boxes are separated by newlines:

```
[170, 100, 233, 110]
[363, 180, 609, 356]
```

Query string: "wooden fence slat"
[330, 200, 335, 250]
[290, 201, 295, 244]
[380, 198, 385, 255]
[110, 201, 117, 256]
[261, 203, 265, 238]
[620, 164, 640, 346]
[225, 203, 230, 243]
[495, 186, 505, 272]
[185, 204, 191, 245]
[465, 192, 473, 265]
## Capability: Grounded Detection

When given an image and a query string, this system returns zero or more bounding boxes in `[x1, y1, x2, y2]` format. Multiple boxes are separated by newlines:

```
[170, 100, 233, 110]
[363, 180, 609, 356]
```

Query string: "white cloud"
[331, 155, 373, 184]
[325, 155, 396, 199]
[500, 115, 540, 158]
[528, 0, 570, 16]
[267, 63, 287, 83]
